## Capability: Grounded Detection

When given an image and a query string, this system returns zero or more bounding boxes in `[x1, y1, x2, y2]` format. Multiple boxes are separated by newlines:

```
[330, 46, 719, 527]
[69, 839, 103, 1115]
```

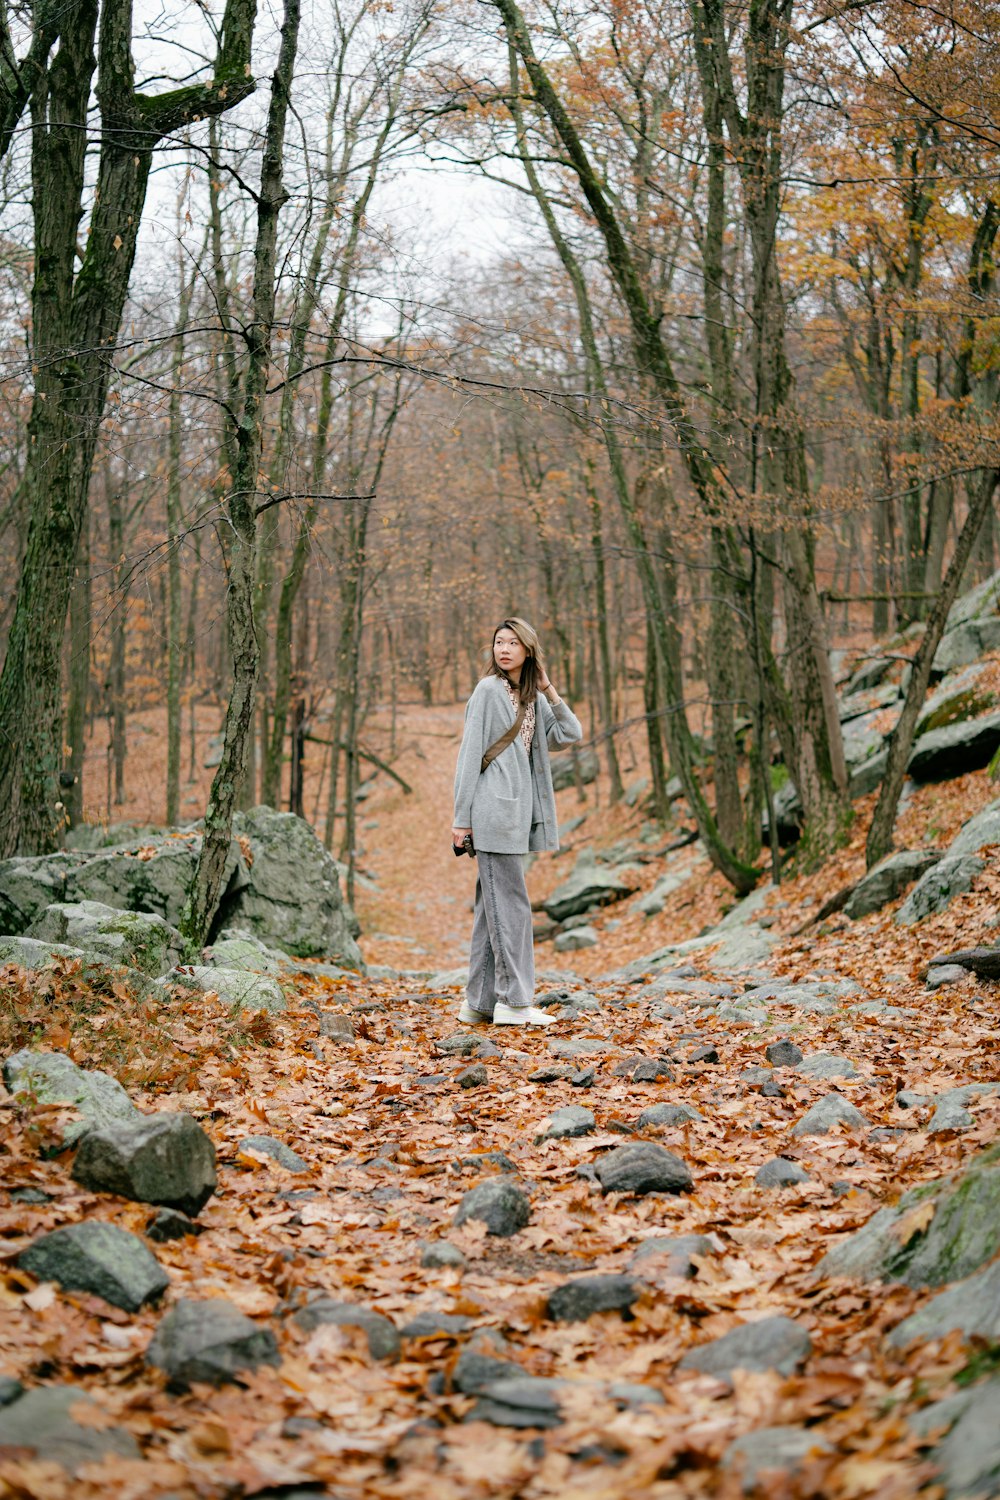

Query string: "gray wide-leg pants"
[466, 851, 535, 1015]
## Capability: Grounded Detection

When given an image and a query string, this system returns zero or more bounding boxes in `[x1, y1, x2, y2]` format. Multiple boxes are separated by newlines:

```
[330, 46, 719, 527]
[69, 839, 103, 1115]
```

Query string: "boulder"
[931, 618, 1000, 674]
[916, 664, 996, 736]
[927, 1083, 1000, 1133]
[722, 1425, 832, 1493]
[595, 1142, 692, 1196]
[228, 806, 362, 964]
[944, 568, 1000, 629]
[19, 1221, 169, 1312]
[202, 928, 287, 974]
[896, 855, 985, 925]
[25, 900, 183, 976]
[844, 657, 893, 694]
[0, 1387, 140, 1472]
[817, 1145, 1000, 1287]
[147, 1298, 280, 1386]
[167, 964, 286, 1013]
[72, 1113, 217, 1215]
[3, 1048, 139, 1147]
[543, 854, 641, 922]
[842, 711, 892, 771]
[546, 1274, 639, 1323]
[946, 799, 1000, 859]
[849, 747, 889, 798]
[907, 711, 1000, 781]
[928, 1378, 1000, 1498]
[844, 849, 941, 920]
[549, 748, 600, 793]
[790, 1093, 869, 1136]
[0, 831, 248, 936]
[553, 925, 598, 952]
[454, 1177, 531, 1236]
[887, 1258, 1000, 1349]
[292, 1298, 400, 1359]
[635, 866, 693, 917]
[679, 1315, 810, 1381]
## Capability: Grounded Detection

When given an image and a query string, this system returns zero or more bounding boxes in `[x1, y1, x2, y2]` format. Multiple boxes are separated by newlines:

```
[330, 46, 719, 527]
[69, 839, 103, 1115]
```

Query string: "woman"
[452, 617, 583, 1025]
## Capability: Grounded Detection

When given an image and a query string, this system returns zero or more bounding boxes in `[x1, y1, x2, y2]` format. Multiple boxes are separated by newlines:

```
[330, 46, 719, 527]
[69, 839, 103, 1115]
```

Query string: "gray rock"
[740, 1066, 772, 1085]
[149, 1297, 281, 1385]
[167, 964, 286, 1014]
[466, 1375, 565, 1428]
[908, 711, 1000, 781]
[635, 867, 694, 917]
[927, 1083, 1000, 1133]
[546, 1274, 638, 1322]
[228, 806, 362, 964]
[897, 1089, 933, 1109]
[72, 1113, 217, 1215]
[945, 568, 1000, 629]
[708, 926, 778, 971]
[554, 925, 598, 952]
[26, 899, 184, 975]
[452, 1347, 522, 1394]
[0, 1387, 140, 1471]
[818, 1144, 1000, 1286]
[400, 1310, 470, 1339]
[454, 1177, 531, 1236]
[842, 711, 891, 771]
[897, 855, 985, 925]
[946, 799, 1000, 859]
[766, 1039, 803, 1066]
[717, 1000, 769, 1025]
[437, 1032, 495, 1057]
[679, 1316, 810, 1381]
[543, 855, 641, 922]
[932, 618, 1000, 674]
[147, 1208, 199, 1242]
[844, 657, 893, 694]
[203, 929, 287, 975]
[637, 1102, 703, 1129]
[420, 1240, 465, 1269]
[926, 964, 970, 990]
[0, 1377, 23, 1406]
[849, 746, 890, 798]
[844, 849, 941, 919]
[908, 1387, 980, 1441]
[608, 1381, 665, 1409]
[548, 1036, 607, 1059]
[630, 1234, 714, 1277]
[930, 1378, 1000, 1497]
[0, 935, 88, 974]
[2, 1048, 139, 1147]
[888, 1258, 1000, 1348]
[319, 1012, 355, 1041]
[536, 1105, 595, 1141]
[722, 1425, 832, 1493]
[798, 1052, 860, 1080]
[549, 748, 600, 793]
[715, 886, 773, 931]
[292, 1298, 399, 1358]
[756, 1157, 810, 1188]
[457, 1063, 488, 1089]
[790, 1093, 869, 1136]
[20, 1221, 169, 1312]
[237, 1134, 308, 1171]
[536, 987, 601, 1011]
[916, 664, 995, 736]
[595, 1142, 693, 1196]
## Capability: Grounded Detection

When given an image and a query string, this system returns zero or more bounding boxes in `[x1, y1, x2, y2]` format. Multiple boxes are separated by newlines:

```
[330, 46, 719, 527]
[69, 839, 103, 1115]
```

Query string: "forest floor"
[3, 693, 998, 1498]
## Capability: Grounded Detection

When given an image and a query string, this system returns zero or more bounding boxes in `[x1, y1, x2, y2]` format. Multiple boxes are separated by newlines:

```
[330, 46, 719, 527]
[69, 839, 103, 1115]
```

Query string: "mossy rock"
[921, 689, 996, 735]
[818, 1145, 1000, 1288]
[26, 900, 184, 976]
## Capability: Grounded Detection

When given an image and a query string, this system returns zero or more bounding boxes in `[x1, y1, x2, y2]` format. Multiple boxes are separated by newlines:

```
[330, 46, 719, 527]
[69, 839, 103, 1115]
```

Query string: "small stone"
[0, 1376, 24, 1406]
[436, 1033, 496, 1057]
[19, 1221, 169, 1313]
[401, 1310, 470, 1338]
[630, 1234, 714, 1278]
[925, 964, 968, 989]
[453, 1347, 522, 1393]
[687, 1044, 719, 1065]
[723, 1425, 832, 1492]
[554, 925, 598, 952]
[637, 1102, 703, 1129]
[72, 1112, 217, 1216]
[755, 1157, 810, 1188]
[761, 1081, 786, 1098]
[631, 1058, 675, 1082]
[546, 1273, 639, 1322]
[798, 1052, 860, 1080]
[740, 1066, 772, 1085]
[595, 1142, 693, 1196]
[608, 1381, 665, 1409]
[679, 1315, 811, 1382]
[148, 1297, 281, 1385]
[466, 1375, 564, 1429]
[319, 1013, 355, 1041]
[569, 1068, 596, 1087]
[146, 1208, 200, 1242]
[529, 1065, 570, 1083]
[420, 1241, 465, 1269]
[460, 1150, 517, 1174]
[457, 1064, 488, 1089]
[454, 1177, 530, 1236]
[238, 1135, 308, 1172]
[0, 1387, 140, 1471]
[292, 1298, 400, 1359]
[766, 1040, 803, 1066]
[790, 1093, 869, 1136]
[9, 1187, 51, 1204]
[896, 1090, 932, 1109]
[536, 1105, 595, 1142]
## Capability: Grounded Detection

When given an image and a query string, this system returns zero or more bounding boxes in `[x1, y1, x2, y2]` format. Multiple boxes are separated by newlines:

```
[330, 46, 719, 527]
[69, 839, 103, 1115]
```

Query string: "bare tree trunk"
[65, 512, 90, 829]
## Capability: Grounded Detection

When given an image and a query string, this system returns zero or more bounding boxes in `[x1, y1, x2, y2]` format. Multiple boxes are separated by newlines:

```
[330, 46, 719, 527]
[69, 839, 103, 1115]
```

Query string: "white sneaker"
[493, 1002, 556, 1026]
[458, 1002, 491, 1025]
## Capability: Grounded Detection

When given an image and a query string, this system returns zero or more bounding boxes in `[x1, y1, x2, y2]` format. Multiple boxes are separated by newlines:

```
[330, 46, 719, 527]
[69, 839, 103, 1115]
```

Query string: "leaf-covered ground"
[2, 697, 998, 1498]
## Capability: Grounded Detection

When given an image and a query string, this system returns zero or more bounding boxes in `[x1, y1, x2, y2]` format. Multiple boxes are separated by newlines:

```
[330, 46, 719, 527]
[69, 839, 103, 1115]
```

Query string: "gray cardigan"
[453, 676, 583, 855]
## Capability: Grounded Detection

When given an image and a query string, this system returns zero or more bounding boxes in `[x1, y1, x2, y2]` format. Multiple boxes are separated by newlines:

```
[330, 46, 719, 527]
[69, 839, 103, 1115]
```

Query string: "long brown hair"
[484, 617, 547, 705]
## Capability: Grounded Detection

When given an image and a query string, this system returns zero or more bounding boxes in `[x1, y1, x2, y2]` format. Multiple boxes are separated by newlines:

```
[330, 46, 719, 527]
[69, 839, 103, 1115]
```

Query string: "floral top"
[502, 678, 536, 753]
